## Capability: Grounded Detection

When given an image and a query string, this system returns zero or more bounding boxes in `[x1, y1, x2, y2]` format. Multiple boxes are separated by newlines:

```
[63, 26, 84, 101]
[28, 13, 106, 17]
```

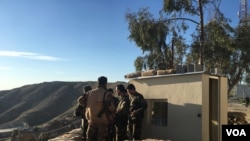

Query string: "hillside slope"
[0, 81, 126, 129]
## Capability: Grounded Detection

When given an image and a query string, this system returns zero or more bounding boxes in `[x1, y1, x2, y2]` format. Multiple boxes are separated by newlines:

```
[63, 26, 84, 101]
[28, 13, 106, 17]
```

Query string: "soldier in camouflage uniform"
[115, 84, 130, 141]
[127, 84, 147, 140]
[107, 88, 119, 141]
[85, 76, 116, 141]
[77, 85, 92, 141]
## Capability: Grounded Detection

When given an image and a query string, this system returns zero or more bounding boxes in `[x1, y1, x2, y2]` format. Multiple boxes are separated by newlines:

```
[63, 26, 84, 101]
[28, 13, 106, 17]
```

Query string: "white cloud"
[0, 51, 61, 61]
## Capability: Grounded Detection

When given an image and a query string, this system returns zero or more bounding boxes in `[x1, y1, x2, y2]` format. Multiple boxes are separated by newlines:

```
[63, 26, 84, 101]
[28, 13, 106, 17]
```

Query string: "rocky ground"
[48, 128, 82, 141]
[227, 101, 250, 124]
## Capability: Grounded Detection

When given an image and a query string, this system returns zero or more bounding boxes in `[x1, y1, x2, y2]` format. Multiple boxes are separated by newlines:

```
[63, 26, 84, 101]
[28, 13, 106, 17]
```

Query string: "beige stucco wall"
[201, 75, 228, 141]
[219, 76, 228, 141]
[128, 73, 228, 141]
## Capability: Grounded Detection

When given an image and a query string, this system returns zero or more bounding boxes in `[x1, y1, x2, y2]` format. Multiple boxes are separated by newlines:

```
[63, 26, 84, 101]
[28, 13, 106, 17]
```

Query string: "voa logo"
[226, 129, 246, 136]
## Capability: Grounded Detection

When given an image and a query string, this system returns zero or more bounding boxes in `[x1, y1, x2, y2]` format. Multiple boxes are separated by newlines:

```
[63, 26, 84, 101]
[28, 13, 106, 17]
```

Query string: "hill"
[0, 81, 127, 131]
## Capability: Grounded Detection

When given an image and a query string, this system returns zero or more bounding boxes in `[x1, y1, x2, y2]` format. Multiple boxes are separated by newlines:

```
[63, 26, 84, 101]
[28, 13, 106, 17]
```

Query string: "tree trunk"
[198, 0, 205, 66]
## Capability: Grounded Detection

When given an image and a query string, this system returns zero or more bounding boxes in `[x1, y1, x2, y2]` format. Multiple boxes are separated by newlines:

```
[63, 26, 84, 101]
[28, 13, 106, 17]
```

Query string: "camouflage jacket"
[85, 87, 116, 125]
[129, 92, 147, 119]
[116, 95, 130, 122]
[78, 93, 88, 108]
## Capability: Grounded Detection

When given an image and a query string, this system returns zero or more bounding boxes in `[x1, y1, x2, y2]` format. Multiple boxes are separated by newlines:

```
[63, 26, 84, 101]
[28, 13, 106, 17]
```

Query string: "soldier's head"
[97, 76, 107, 88]
[116, 84, 126, 96]
[84, 85, 92, 93]
[106, 88, 114, 101]
[126, 84, 136, 95]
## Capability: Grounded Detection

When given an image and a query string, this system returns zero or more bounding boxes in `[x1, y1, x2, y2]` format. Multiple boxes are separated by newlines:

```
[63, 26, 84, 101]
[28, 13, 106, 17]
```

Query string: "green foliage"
[125, 0, 250, 94]
[126, 8, 170, 70]
[126, 8, 168, 53]
[126, 8, 189, 70]
[163, 0, 198, 15]
[234, 24, 250, 86]
[204, 21, 234, 68]
[134, 56, 144, 71]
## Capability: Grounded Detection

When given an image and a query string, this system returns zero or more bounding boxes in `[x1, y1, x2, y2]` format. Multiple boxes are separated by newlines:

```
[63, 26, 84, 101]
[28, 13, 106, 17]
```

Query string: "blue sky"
[0, 0, 246, 90]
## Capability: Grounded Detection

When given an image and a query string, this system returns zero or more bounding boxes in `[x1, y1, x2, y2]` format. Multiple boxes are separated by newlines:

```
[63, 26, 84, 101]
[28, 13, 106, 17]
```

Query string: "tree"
[189, 2, 250, 93]
[204, 21, 234, 69]
[233, 24, 250, 88]
[126, 8, 168, 71]
[126, 8, 188, 71]
[203, 19, 235, 93]
[126, 0, 250, 94]
[163, 0, 209, 65]
[163, 0, 246, 93]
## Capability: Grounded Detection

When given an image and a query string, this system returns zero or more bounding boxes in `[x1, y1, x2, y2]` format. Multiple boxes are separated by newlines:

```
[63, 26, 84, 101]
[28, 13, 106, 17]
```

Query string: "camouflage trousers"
[87, 124, 109, 141]
[128, 117, 143, 140]
[108, 124, 116, 141]
[115, 122, 128, 141]
[81, 118, 88, 140]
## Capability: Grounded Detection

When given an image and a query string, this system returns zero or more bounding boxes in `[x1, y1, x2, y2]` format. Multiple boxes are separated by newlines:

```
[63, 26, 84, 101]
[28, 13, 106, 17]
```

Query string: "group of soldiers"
[75, 76, 147, 141]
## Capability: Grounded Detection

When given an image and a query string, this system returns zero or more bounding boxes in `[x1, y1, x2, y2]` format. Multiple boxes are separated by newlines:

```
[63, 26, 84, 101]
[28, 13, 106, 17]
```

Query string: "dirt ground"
[227, 101, 250, 123]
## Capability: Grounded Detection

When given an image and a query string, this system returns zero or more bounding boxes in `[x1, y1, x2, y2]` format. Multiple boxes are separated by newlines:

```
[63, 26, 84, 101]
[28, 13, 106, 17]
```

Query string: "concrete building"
[127, 72, 228, 141]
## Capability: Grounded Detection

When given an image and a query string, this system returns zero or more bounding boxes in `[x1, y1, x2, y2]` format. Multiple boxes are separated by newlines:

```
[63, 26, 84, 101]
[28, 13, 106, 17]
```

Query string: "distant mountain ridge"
[0, 81, 127, 129]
